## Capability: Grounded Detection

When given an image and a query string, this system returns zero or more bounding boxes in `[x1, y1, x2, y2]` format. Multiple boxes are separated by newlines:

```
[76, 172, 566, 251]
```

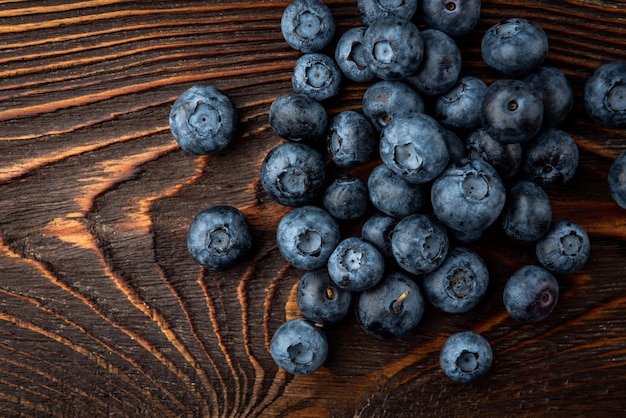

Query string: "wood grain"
[1, 0, 626, 416]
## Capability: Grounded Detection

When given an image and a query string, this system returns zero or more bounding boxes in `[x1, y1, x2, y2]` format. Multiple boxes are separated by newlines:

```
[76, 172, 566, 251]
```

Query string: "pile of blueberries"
[170, 0, 626, 383]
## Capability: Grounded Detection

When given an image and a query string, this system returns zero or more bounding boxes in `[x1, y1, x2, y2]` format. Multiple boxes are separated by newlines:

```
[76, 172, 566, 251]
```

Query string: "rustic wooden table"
[2, 0, 626, 416]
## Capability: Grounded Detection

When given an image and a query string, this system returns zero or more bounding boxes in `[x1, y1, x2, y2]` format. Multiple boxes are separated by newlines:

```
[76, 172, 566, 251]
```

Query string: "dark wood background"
[2, 0, 626, 416]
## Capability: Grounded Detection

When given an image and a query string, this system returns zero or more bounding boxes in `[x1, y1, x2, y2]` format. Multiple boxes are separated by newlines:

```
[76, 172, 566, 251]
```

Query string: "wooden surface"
[2, 1, 626, 416]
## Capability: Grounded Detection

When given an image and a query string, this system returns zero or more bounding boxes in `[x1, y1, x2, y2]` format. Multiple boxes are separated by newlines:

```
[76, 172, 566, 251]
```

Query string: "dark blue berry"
[439, 331, 493, 383]
[327, 237, 385, 292]
[187, 206, 252, 271]
[391, 214, 449, 275]
[326, 110, 376, 168]
[423, 247, 489, 313]
[481, 18, 549, 76]
[522, 128, 579, 187]
[524, 67, 574, 129]
[323, 176, 369, 220]
[435, 75, 488, 133]
[609, 150, 626, 209]
[276, 206, 340, 270]
[503, 265, 559, 323]
[297, 268, 354, 325]
[362, 80, 425, 132]
[442, 128, 467, 163]
[362, 16, 424, 81]
[361, 213, 397, 259]
[379, 113, 450, 184]
[501, 180, 552, 242]
[169, 85, 238, 155]
[357, 0, 418, 25]
[536, 220, 590, 275]
[367, 163, 428, 219]
[584, 61, 626, 128]
[334, 27, 375, 83]
[355, 271, 425, 340]
[260, 142, 326, 207]
[269, 94, 328, 142]
[281, 0, 336, 53]
[421, 0, 481, 38]
[292, 53, 343, 101]
[270, 318, 328, 375]
[465, 128, 522, 180]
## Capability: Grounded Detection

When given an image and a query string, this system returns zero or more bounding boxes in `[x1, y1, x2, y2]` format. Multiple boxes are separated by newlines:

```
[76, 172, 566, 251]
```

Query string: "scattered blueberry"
[362, 80, 425, 132]
[421, 0, 481, 38]
[323, 176, 369, 220]
[327, 237, 385, 292]
[327, 110, 377, 168]
[367, 163, 428, 219]
[357, 0, 418, 25]
[276, 205, 340, 270]
[536, 220, 590, 275]
[439, 331, 493, 383]
[361, 213, 397, 259]
[292, 53, 343, 101]
[524, 66, 574, 128]
[169, 85, 238, 155]
[281, 0, 336, 53]
[521, 128, 579, 187]
[391, 214, 449, 275]
[441, 128, 467, 163]
[270, 318, 328, 375]
[584, 61, 626, 128]
[334, 26, 375, 83]
[187, 205, 252, 271]
[435, 75, 488, 133]
[501, 180, 552, 242]
[465, 128, 522, 180]
[297, 268, 354, 325]
[608, 150, 626, 209]
[269, 93, 328, 142]
[503, 265, 559, 323]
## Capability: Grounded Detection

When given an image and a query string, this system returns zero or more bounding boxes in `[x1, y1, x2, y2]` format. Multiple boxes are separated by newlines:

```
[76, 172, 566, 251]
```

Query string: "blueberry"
[481, 18, 549, 76]
[323, 176, 369, 220]
[187, 205, 252, 271]
[423, 247, 489, 314]
[328, 237, 385, 292]
[435, 75, 488, 133]
[281, 0, 336, 53]
[361, 213, 397, 259]
[362, 80, 425, 132]
[441, 128, 467, 164]
[524, 67, 574, 129]
[297, 268, 354, 325]
[379, 113, 450, 184]
[431, 158, 506, 235]
[367, 163, 428, 219]
[357, 0, 418, 25]
[536, 220, 590, 275]
[269, 93, 328, 142]
[421, 0, 481, 38]
[503, 265, 559, 323]
[292, 53, 343, 101]
[362, 16, 424, 81]
[355, 271, 425, 340]
[465, 128, 522, 180]
[521, 128, 579, 187]
[334, 27, 375, 83]
[270, 318, 328, 375]
[584, 61, 626, 128]
[608, 150, 626, 209]
[169, 85, 238, 155]
[405, 29, 462, 97]
[481, 79, 544, 144]
[391, 214, 449, 275]
[260, 142, 326, 207]
[327, 110, 377, 168]
[276, 206, 340, 270]
[439, 331, 493, 383]
[501, 180, 552, 242]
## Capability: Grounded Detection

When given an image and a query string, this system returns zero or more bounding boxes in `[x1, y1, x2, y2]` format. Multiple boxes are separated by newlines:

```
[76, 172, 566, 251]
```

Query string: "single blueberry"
[536, 220, 590, 275]
[379, 113, 450, 184]
[357, 0, 418, 25]
[481, 79, 544, 144]
[327, 110, 377, 168]
[608, 150, 626, 209]
[423, 247, 489, 314]
[361, 213, 397, 259]
[524, 67, 574, 129]
[269, 93, 328, 142]
[521, 128, 579, 187]
[367, 163, 428, 219]
[435, 75, 488, 133]
[327, 237, 385, 292]
[421, 0, 481, 38]
[292, 53, 343, 101]
[584, 61, 626, 128]
[362, 16, 424, 81]
[270, 318, 328, 375]
[281, 0, 336, 53]
[260, 142, 326, 207]
[169, 85, 238, 155]
[276, 206, 340, 270]
[481, 18, 549, 76]
[465, 128, 522, 180]
[355, 271, 425, 340]
[442, 128, 467, 164]
[391, 214, 449, 275]
[187, 205, 252, 271]
[297, 268, 354, 325]
[501, 180, 552, 242]
[362, 80, 425, 132]
[439, 331, 493, 383]
[405, 29, 462, 97]
[503, 265, 559, 323]
[323, 176, 369, 220]
[334, 27, 375, 83]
